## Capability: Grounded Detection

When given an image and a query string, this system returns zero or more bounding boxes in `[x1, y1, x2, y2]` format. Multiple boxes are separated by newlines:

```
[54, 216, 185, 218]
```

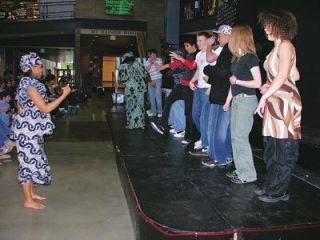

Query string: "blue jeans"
[148, 78, 163, 114]
[207, 104, 232, 163]
[168, 100, 186, 132]
[192, 88, 210, 147]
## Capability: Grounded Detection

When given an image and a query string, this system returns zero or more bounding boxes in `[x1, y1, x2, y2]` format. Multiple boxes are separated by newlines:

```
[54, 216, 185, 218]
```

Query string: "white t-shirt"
[196, 46, 223, 88]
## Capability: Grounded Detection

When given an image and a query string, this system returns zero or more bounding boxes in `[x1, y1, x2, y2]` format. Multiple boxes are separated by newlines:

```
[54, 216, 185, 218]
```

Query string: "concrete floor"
[0, 97, 135, 240]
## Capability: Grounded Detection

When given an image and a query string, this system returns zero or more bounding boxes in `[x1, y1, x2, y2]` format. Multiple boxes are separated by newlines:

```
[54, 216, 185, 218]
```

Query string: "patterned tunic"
[11, 77, 55, 185]
[118, 61, 147, 129]
[263, 44, 302, 140]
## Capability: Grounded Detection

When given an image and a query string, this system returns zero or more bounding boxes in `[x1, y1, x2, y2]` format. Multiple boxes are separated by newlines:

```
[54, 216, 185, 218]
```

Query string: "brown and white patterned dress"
[263, 44, 302, 140]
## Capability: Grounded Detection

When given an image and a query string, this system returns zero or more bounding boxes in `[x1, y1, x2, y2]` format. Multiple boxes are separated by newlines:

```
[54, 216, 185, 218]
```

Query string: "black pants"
[162, 84, 193, 139]
[263, 136, 299, 196]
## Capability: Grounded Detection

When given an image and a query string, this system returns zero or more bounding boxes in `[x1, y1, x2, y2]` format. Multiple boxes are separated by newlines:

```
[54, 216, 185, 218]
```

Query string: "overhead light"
[110, 35, 116, 41]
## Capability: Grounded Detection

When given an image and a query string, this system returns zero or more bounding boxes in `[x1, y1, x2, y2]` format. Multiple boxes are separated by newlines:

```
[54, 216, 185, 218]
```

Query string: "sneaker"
[230, 176, 256, 184]
[151, 122, 165, 135]
[189, 148, 208, 157]
[214, 159, 233, 168]
[157, 113, 162, 118]
[226, 171, 238, 178]
[258, 193, 290, 203]
[201, 147, 208, 153]
[181, 139, 191, 145]
[254, 188, 266, 196]
[194, 139, 202, 149]
[147, 110, 156, 117]
[201, 159, 217, 168]
[169, 128, 177, 134]
[174, 131, 185, 138]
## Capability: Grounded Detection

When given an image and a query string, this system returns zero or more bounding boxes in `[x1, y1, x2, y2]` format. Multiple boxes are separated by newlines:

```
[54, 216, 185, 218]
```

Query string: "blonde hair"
[228, 25, 257, 62]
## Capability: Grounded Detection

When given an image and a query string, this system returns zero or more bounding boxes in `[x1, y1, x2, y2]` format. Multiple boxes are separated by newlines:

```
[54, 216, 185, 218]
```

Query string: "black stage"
[107, 109, 320, 240]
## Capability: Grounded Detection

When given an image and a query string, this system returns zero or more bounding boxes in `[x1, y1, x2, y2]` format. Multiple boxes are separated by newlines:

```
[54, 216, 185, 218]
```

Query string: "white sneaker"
[147, 110, 156, 117]
[157, 113, 162, 118]
[202, 147, 208, 153]
[169, 128, 177, 134]
[181, 139, 191, 145]
[174, 131, 185, 138]
[194, 139, 202, 150]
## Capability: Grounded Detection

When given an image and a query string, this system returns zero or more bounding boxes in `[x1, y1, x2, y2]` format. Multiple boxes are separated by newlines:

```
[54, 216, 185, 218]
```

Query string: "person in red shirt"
[151, 37, 198, 144]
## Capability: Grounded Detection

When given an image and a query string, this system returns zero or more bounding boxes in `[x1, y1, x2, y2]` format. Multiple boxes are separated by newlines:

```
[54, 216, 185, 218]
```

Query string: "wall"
[75, 0, 165, 54]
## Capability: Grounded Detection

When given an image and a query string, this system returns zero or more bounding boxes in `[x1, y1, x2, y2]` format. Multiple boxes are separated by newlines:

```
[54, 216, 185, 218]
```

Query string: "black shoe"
[188, 148, 208, 157]
[226, 171, 238, 178]
[151, 122, 167, 135]
[201, 159, 217, 168]
[258, 193, 290, 203]
[254, 188, 266, 196]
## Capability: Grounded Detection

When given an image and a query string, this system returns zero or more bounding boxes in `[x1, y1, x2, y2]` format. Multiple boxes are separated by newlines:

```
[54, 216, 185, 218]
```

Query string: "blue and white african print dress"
[11, 77, 55, 185]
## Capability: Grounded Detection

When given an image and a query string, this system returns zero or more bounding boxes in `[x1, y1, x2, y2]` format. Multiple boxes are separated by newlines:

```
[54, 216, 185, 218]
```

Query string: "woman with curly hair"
[255, 11, 301, 203]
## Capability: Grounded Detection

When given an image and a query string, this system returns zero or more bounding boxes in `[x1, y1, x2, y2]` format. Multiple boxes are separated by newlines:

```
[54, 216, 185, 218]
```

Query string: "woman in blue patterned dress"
[118, 52, 147, 129]
[11, 52, 71, 209]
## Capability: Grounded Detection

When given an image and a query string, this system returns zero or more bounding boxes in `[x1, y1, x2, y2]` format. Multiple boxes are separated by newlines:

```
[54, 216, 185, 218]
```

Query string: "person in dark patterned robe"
[118, 52, 147, 129]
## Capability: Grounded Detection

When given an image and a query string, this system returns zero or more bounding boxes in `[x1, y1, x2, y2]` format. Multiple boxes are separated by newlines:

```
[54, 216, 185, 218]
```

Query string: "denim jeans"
[168, 100, 186, 132]
[148, 78, 163, 114]
[207, 104, 232, 163]
[231, 95, 258, 182]
[162, 85, 193, 140]
[192, 88, 210, 147]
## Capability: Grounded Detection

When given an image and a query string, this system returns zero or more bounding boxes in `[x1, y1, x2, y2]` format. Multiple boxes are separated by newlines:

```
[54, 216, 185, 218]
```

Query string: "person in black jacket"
[201, 25, 233, 168]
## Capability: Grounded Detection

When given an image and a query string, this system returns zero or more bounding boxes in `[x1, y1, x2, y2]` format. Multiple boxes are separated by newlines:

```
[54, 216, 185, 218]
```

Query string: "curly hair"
[258, 10, 298, 41]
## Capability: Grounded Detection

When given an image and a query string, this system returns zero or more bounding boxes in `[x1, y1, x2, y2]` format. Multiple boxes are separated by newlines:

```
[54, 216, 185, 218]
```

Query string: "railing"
[0, 0, 76, 22]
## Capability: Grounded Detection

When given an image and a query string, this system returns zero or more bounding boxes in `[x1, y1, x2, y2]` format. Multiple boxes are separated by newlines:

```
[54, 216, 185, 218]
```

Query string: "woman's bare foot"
[24, 200, 46, 210]
[32, 194, 46, 201]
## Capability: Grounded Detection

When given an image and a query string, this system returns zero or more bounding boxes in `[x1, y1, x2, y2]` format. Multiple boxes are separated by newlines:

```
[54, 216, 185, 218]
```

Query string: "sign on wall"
[105, 0, 134, 16]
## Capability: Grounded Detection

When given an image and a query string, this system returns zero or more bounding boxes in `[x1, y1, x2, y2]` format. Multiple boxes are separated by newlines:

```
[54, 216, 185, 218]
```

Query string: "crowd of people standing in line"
[119, 10, 302, 204]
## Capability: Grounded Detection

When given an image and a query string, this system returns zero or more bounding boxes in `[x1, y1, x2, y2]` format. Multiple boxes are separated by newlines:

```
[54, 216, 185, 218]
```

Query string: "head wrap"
[122, 51, 135, 59]
[20, 52, 42, 73]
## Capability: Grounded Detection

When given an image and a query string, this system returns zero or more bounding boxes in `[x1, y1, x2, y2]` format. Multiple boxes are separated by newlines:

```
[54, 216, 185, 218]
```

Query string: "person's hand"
[169, 52, 183, 61]
[148, 80, 156, 88]
[189, 81, 197, 91]
[259, 83, 269, 95]
[157, 64, 166, 71]
[223, 102, 230, 112]
[203, 74, 209, 82]
[229, 75, 237, 85]
[255, 96, 266, 118]
[62, 85, 71, 97]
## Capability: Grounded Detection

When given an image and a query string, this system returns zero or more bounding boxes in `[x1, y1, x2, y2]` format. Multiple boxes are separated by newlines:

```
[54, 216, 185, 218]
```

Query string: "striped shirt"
[144, 58, 163, 81]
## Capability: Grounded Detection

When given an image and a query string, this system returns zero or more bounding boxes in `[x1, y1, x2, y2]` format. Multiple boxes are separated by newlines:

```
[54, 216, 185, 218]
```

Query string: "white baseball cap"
[213, 25, 232, 35]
